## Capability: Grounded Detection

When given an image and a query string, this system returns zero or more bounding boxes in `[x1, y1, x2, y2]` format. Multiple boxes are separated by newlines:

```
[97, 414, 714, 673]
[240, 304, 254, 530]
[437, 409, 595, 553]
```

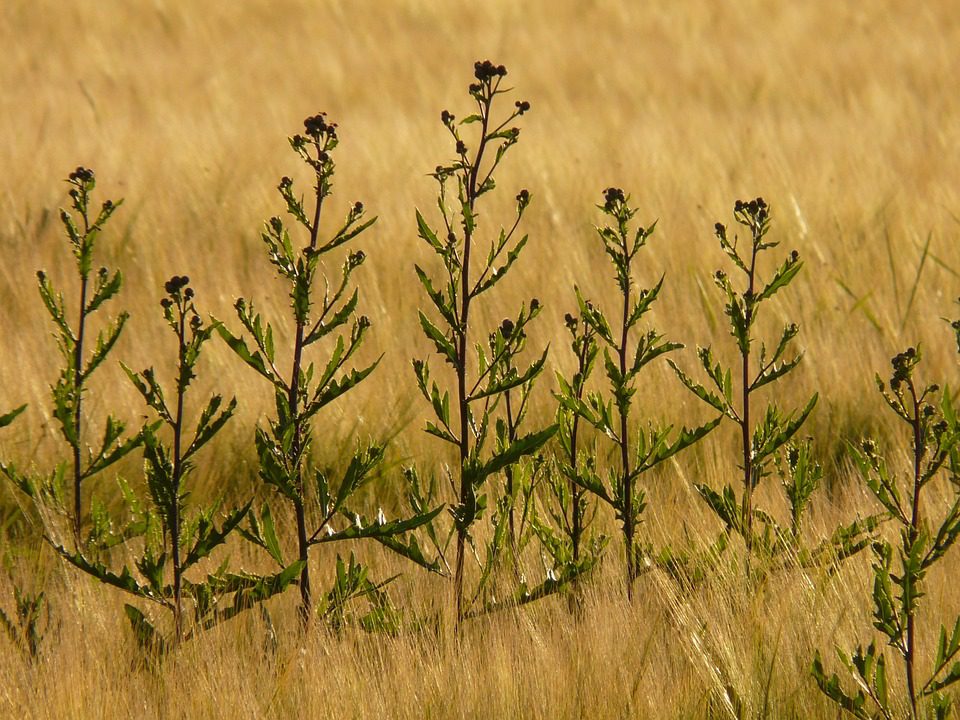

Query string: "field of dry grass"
[1, 1, 960, 717]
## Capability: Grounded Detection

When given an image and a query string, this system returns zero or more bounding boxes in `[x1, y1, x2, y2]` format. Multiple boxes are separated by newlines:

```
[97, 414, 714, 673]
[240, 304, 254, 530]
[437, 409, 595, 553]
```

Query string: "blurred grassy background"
[1, 1, 959, 717]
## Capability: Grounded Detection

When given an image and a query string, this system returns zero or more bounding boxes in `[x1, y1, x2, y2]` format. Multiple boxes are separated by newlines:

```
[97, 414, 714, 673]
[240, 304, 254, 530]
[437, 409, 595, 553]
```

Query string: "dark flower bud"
[357, 315, 371, 330]
[59, 210, 70, 224]
[160, 298, 173, 310]
[69, 189, 80, 201]
[715, 270, 726, 282]
[353, 201, 364, 214]
[564, 313, 577, 328]
[468, 83, 482, 94]
[447, 231, 456, 244]
[930, 384, 940, 393]
[530, 298, 541, 312]
[303, 112, 328, 136]
[861, 439, 877, 455]
[935, 420, 949, 435]
[190, 315, 202, 330]
[456, 140, 467, 155]
[516, 188, 530, 207]
[922, 405, 935, 418]
[184, 287, 195, 300]
[348, 250, 366, 268]
[500, 318, 515, 338]
[102, 199, 113, 211]
[164, 279, 177, 294]
[441, 110, 454, 124]
[496, 64, 507, 76]
[234, 298, 246, 312]
[515, 100, 531, 114]
[603, 187, 625, 209]
[790, 250, 800, 262]
[69, 166, 94, 183]
[734, 200, 744, 213]
[891, 377, 902, 391]
[37, 269, 46, 282]
[787, 446, 800, 467]
[714, 222, 726, 238]
[318, 151, 329, 163]
[279, 176, 292, 190]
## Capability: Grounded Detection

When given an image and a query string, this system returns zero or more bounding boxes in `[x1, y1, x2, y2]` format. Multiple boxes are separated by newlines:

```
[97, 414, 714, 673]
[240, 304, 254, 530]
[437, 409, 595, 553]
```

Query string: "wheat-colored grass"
[1, 1, 959, 717]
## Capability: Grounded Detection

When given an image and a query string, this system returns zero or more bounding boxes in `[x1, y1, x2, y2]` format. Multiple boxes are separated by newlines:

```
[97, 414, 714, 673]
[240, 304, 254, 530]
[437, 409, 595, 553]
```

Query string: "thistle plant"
[412, 60, 556, 622]
[536, 308, 607, 608]
[667, 198, 876, 574]
[52, 278, 297, 648]
[17, 168, 143, 548]
[814, 346, 960, 719]
[558, 188, 717, 598]
[219, 114, 440, 630]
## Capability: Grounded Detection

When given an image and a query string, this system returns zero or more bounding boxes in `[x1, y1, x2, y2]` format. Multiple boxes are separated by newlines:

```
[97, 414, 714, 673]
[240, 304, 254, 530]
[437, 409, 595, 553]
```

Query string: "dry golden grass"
[1, 1, 960, 717]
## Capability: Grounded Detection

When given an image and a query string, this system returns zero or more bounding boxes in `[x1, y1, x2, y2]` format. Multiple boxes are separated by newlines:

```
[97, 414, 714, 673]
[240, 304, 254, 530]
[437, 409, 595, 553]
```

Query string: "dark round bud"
[734, 200, 744, 212]
[358, 315, 371, 330]
[37, 270, 46, 281]
[790, 250, 800, 262]
[441, 110, 454, 124]
[164, 279, 177, 294]
[500, 319, 515, 338]
[102, 200, 113, 211]
[515, 100, 531, 114]
[530, 298, 541, 312]
[317, 151, 329, 163]
[447, 231, 456, 244]
[787, 446, 800, 467]
[468, 83, 482, 94]
[456, 140, 467, 155]
[160, 298, 173, 309]
[353, 201, 364, 214]
[516, 188, 530, 205]
[349, 250, 366, 268]
[184, 288, 195, 300]
[564, 313, 576, 328]
[923, 405, 935, 418]
[190, 315, 202, 330]
[279, 176, 292, 189]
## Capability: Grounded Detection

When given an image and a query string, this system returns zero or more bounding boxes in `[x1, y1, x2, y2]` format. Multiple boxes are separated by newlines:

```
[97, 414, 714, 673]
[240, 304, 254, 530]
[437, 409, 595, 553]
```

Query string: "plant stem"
[72, 272, 89, 549]
[570, 338, 589, 564]
[454, 88, 491, 625]
[171, 307, 187, 643]
[289, 159, 326, 629]
[905, 380, 923, 719]
[741, 247, 758, 572]
[620, 244, 634, 598]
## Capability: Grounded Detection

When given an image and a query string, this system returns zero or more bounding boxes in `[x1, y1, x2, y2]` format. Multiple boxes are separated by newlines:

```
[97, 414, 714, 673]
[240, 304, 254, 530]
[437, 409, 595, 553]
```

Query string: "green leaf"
[0, 405, 26, 429]
[464, 425, 558, 488]
[124, 604, 167, 655]
[757, 255, 803, 302]
[216, 324, 284, 390]
[419, 311, 458, 367]
[183, 500, 253, 568]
